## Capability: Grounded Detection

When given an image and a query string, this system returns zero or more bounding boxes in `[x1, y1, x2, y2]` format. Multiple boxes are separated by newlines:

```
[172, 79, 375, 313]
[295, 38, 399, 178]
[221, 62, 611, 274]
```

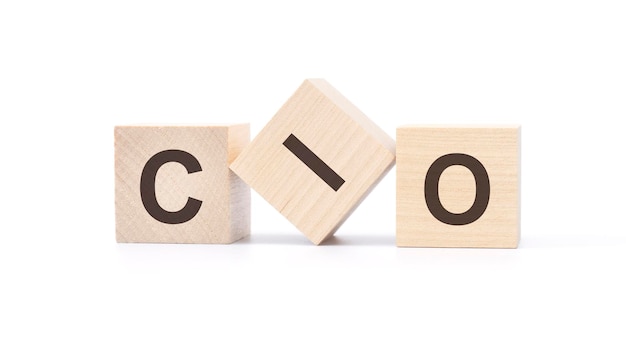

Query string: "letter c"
[140, 150, 203, 224]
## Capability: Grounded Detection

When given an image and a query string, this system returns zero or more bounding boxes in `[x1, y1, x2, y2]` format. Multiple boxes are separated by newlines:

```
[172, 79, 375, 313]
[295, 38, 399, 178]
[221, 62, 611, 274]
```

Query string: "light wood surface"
[115, 125, 250, 244]
[396, 125, 520, 248]
[230, 79, 395, 245]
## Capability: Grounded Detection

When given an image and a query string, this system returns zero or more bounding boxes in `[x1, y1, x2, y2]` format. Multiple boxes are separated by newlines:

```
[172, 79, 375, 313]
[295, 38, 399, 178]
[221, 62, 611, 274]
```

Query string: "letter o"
[424, 153, 490, 225]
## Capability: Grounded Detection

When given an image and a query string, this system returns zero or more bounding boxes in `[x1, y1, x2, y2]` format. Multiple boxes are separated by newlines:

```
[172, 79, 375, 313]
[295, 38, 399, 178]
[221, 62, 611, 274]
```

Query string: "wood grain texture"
[396, 125, 520, 248]
[230, 79, 396, 245]
[115, 125, 250, 244]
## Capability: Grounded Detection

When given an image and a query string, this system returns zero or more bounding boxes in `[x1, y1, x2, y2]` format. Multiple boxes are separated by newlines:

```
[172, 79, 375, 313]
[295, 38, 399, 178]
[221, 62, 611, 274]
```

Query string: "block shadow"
[236, 233, 395, 246]
[520, 234, 626, 249]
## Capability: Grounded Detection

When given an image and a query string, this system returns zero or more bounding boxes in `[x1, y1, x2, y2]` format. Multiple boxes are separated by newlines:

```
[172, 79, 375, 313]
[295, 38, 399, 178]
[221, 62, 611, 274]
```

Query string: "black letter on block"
[140, 150, 203, 224]
[283, 134, 345, 191]
[424, 153, 490, 225]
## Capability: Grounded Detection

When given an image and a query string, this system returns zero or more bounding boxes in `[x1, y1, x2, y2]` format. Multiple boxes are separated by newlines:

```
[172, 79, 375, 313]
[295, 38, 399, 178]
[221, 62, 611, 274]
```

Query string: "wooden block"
[230, 79, 396, 245]
[115, 124, 250, 244]
[396, 125, 520, 248]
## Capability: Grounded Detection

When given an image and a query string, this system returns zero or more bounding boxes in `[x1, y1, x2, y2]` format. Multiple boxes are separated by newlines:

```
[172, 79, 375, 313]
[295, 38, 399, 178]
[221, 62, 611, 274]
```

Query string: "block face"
[230, 79, 395, 245]
[115, 125, 250, 244]
[396, 126, 520, 248]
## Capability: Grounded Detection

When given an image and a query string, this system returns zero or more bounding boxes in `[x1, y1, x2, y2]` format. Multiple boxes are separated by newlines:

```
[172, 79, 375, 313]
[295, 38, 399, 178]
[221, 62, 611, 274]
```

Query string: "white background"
[1, 1, 625, 351]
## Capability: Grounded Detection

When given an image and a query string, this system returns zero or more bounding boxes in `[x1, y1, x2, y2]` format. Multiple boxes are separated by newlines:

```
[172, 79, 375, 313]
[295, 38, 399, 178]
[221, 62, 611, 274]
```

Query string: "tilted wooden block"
[396, 126, 520, 248]
[230, 79, 396, 245]
[115, 125, 250, 244]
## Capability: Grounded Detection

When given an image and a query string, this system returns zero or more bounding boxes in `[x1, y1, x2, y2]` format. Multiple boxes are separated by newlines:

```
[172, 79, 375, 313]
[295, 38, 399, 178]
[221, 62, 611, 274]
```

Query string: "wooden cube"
[396, 126, 520, 248]
[230, 79, 396, 245]
[115, 124, 250, 244]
